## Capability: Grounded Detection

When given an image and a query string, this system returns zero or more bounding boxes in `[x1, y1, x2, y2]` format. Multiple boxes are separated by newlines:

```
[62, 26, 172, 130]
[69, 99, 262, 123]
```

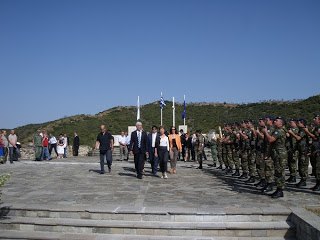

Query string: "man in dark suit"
[148, 126, 160, 175]
[130, 121, 148, 179]
[73, 132, 80, 156]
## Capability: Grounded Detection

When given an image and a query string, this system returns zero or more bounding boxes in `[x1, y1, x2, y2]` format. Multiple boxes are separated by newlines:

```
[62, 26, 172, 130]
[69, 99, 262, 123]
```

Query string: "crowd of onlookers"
[0, 130, 21, 164]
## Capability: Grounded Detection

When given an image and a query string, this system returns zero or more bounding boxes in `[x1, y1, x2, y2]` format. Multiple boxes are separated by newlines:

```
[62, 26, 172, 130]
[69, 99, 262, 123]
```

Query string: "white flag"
[137, 96, 140, 120]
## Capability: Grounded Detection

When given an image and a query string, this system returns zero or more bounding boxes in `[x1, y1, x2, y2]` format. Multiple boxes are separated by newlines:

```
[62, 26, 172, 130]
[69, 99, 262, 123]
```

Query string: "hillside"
[4, 95, 320, 147]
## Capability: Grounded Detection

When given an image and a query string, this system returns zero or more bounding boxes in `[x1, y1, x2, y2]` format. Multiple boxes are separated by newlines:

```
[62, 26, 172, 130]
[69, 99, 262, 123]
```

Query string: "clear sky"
[1, 0, 319, 128]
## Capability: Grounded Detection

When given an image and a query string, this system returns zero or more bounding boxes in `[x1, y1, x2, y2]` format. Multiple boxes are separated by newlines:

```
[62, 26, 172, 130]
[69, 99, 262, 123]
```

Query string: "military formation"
[209, 114, 320, 199]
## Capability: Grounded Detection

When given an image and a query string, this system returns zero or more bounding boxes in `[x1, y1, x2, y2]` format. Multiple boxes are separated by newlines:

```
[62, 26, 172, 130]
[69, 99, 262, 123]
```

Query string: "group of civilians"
[33, 131, 80, 160]
[0, 130, 20, 164]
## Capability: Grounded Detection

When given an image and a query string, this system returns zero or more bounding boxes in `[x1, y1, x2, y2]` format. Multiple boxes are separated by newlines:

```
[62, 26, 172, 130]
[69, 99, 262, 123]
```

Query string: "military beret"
[259, 117, 266, 121]
[242, 120, 249, 123]
[298, 118, 307, 125]
[233, 122, 240, 126]
[289, 118, 297, 122]
[314, 114, 320, 118]
[276, 116, 286, 125]
[196, 129, 201, 134]
[227, 123, 233, 127]
[266, 115, 275, 121]
[248, 119, 254, 124]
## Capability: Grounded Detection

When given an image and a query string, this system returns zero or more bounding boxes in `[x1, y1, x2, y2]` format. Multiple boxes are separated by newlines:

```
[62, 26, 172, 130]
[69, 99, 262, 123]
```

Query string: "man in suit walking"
[148, 126, 160, 175]
[73, 132, 80, 156]
[130, 121, 148, 179]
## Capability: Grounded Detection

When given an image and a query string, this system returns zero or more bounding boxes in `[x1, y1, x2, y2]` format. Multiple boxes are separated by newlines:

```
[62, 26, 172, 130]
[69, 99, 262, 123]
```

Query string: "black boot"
[245, 176, 256, 184]
[239, 173, 248, 179]
[286, 176, 296, 183]
[217, 165, 222, 169]
[271, 188, 284, 198]
[213, 163, 216, 167]
[312, 180, 320, 191]
[261, 183, 273, 193]
[255, 179, 266, 188]
[197, 164, 203, 169]
[232, 169, 240, 177]
[296, 180, 306, 188]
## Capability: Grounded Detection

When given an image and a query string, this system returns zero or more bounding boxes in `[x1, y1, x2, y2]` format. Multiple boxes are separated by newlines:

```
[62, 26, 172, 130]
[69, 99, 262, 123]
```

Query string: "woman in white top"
[155, 126, 170, 179]
[57, 134, 65, 159]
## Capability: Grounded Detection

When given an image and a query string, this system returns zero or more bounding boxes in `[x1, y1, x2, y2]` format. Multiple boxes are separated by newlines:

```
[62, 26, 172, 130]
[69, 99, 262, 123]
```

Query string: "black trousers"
[158, 146, 168, 173]
[73, 145, 79, 156]
[49, 144, 58, 156]
[134, 149, 145, 178]
[181, 145, 185, 160]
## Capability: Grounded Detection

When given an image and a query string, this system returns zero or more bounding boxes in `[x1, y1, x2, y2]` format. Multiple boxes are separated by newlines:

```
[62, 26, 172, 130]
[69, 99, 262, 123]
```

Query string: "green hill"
[4, 95, 320, 147]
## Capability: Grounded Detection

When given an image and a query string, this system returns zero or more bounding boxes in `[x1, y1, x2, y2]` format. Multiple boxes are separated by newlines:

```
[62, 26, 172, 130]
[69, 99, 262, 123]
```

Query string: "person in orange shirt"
[168, 126, 182, 174]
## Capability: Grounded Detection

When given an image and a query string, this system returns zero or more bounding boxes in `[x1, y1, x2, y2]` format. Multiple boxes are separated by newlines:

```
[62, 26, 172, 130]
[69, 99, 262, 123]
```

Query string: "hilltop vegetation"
[4, 95, 320, 147]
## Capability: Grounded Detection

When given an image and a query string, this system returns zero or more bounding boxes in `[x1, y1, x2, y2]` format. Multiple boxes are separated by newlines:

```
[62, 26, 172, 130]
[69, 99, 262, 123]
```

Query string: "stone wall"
[19, 146, 91, 160]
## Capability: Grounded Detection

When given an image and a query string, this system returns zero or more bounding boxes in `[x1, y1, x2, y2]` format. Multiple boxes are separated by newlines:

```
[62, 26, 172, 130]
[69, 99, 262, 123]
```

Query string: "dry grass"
[305, 206, 320, 217]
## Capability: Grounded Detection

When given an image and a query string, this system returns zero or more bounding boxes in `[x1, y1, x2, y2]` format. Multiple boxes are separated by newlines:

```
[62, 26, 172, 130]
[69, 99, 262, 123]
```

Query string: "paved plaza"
[0, 156, 319, 210]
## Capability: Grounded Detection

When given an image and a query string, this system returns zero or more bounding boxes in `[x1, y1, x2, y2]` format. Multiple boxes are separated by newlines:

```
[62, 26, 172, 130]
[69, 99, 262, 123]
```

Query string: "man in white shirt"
[125, 132, 130, 160]
[8, 129, 19, 163]
[148, 126, 160, 175]
[118, 131, 128, 161]
[63, 133, 68, 158]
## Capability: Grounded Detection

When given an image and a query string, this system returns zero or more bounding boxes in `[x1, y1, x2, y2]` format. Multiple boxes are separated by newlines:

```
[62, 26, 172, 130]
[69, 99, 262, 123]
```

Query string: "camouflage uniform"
[216, 140, 223, 166]
[222, 141, 228, 168]
[265, 125, 275, 184]
[225, 130, 234, 169]
[248, 129, 256, 177]
[231, 130, 240, 170]
[287, 126, 299, 177]
[33, 134, 42, 160]
[240, 128, 250, 174]
[310, 125, 320, 180]
[196, 135, 204, 166]
[256, 127, 266, 180]
[297, 127, 309, 181]
[209, 137, 218, 165]
[272, 127, 288, 190]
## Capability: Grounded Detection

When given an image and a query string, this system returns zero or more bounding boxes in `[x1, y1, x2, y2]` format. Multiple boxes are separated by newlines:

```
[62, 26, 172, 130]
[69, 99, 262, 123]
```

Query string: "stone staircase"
[0, 205, 296, 240]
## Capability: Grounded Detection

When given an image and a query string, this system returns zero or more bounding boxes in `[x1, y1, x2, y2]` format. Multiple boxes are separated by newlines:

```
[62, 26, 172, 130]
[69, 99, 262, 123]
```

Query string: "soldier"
[304, 114, 320, 191]
[33, 130, 43, 161]
[216, 134, 223, 169]
[286, 119, 299, 183]
[245, 120, 257, 184]
[289, 119, 309, 187]
[195, 130, 204, 169]
[255, 118, 267, 188]
[223, 124, 234, 174]
[221, 126, 229, 170]
[263, 116, 288, 198]
[261, 115, 276, 193]
[231, 122, 241, 177]
[208, 131, 218, 167]
[238, 120, 250, 179]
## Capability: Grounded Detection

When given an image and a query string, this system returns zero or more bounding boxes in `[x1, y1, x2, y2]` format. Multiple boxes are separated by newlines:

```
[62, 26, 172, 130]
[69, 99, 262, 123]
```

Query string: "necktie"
[138, 131, 141, 148]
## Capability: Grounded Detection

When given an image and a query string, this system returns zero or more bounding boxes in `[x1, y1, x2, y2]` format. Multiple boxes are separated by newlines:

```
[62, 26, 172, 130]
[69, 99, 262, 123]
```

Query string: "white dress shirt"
[49, 136, 57, 144]
[159, 136, 170, 151]
[118, 135, 127, 145]
[151, 132, 157, 148]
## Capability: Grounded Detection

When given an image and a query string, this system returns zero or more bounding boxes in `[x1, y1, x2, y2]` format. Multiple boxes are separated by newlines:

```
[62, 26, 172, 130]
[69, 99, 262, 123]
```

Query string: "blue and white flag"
[182, 99, 186, 119]
[160, 96, 166, 109]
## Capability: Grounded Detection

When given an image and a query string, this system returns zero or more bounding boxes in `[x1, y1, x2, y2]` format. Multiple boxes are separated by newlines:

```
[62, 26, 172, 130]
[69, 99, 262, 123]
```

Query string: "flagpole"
[172, 96, 175, 127]
[183, 95, 186, 125]
[160, 92, 163, 126]
[137, 96, 140, 120]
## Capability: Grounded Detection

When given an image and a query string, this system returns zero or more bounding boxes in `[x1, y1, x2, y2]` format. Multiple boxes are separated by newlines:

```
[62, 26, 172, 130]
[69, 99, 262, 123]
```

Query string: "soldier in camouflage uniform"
[223, 124, 234, 174]
[261, 115, 276, 193]
[33, 130, 43, 161]
[195, 130, 204, 169]
[286, 119, 299, 183]
[238, 120, 250, 179]
[288, 119, 309, 187]
[216, 136, 223, 169]
[245, 120, 257, 184]
[255, 118, 267, 188]
[221, 126, 229, 170]
[208, 132, 218, 167]
[263, 116, 288, 198]
[304, 114, 320, 191]
[231, 122, 241, 177]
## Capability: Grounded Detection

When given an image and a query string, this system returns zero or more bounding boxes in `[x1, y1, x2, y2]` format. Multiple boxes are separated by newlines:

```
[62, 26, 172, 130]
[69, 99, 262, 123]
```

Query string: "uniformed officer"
[195, 130, 204, 169]
[223, 124, 234, 174]
[261, 115, 276, 193]
[216, 134, 223, 169]
[33, 130, 43, 161]
[231, 122, 241, 177]
[286, 119, 299, 183]
[255, 118, 267, 188]
[245, 120, 257, 184]
[238, 120, 250, 179]
[304, 114, 320, 191]
[263, 116, 288, 198]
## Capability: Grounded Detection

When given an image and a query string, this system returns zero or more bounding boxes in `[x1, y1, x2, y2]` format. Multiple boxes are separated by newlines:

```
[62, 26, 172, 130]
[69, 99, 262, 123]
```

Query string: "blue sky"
[1, 0, 319, 128]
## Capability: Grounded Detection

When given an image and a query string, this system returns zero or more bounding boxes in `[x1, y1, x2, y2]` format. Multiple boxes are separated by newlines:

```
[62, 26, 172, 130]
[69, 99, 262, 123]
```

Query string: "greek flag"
[182, 99, 186, 119]
[160, 97, 166, 109]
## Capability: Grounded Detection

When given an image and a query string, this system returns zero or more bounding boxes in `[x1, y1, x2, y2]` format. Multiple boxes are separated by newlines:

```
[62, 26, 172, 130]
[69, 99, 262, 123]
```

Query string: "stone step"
[0, 230, 297, 240]
[7, 209, 290, 222]
[0, 217, 296, 238]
